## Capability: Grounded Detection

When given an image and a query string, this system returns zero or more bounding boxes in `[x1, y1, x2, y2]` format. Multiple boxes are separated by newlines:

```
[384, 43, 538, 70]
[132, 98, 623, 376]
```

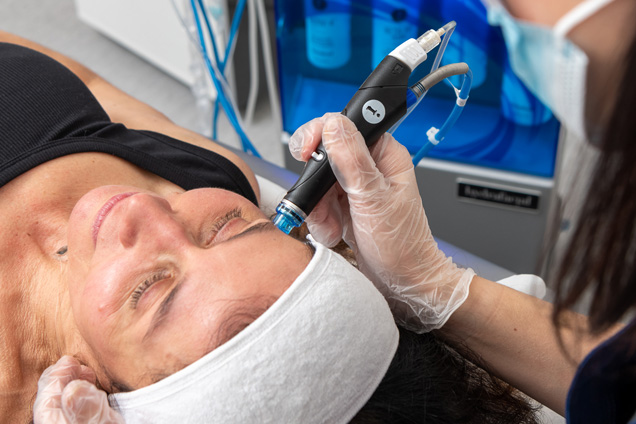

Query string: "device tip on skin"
[272, 212, 296, 234]
[273, 199, 306, 234]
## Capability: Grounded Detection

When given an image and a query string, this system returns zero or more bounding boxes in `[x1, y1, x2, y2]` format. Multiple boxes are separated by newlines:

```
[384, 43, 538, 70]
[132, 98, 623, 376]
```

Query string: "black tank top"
[0, 42, 257, 205]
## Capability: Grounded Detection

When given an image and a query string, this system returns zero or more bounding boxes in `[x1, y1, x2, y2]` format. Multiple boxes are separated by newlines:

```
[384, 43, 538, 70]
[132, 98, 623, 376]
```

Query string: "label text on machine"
[457, 182, 540, 210]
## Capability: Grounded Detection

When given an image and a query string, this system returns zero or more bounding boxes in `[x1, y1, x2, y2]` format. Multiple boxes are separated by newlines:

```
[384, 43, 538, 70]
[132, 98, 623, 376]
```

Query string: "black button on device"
[392, 63, 404, 74]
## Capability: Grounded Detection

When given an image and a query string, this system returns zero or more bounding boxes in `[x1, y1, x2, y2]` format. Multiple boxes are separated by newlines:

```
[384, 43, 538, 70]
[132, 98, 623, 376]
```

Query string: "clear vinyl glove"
[289, 113, 475, 332]
[34, 356, 124, 424]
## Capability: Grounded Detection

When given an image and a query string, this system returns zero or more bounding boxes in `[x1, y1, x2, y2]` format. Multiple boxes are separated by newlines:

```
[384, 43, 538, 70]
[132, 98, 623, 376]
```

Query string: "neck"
[0, 252, 90, 424]
[0, 272, 64, 422]
[0, 175, 88, 423]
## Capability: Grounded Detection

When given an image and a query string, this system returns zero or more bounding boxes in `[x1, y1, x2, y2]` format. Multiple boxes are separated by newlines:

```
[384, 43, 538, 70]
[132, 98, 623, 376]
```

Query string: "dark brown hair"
[352, 327, 539, 423]
[551, 19, 636, 334]
[291, 227, 538, 422]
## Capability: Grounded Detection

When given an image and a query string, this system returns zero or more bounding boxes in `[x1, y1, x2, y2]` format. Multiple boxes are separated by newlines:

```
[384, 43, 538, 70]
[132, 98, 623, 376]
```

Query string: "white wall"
[74, 0, 195, 85]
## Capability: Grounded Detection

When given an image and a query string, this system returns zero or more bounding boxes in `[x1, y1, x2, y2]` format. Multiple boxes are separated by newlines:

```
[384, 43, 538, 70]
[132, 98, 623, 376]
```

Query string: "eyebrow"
[225, 221, 275, 243]
[143, 280, 184, 343]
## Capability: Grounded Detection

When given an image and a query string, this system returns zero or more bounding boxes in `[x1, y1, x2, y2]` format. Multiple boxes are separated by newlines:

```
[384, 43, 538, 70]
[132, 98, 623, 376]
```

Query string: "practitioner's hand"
[33, 356, 124, 424]
[289, 113, 475, 332]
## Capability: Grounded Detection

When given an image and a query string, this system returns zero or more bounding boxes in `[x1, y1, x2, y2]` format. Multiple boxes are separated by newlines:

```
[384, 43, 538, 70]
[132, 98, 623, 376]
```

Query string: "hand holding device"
[289, 114, 475, 332]
[273, 27, 451, 233]
[33, 356, 124, 424]
[274, 23, 472, 234]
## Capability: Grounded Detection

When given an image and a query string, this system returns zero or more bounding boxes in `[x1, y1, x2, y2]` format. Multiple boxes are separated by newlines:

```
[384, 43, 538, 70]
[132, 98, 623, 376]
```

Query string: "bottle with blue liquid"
[304, 0, 352, 69]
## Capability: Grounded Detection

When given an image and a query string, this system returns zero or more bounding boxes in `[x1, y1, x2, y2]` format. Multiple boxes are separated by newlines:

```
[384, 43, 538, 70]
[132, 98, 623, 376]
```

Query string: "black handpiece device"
[272, 25, 451, 233]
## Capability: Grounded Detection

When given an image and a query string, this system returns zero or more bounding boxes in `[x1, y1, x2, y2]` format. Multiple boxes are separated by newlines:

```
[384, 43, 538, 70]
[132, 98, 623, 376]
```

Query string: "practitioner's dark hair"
[551, 8, 636, 335]
[108, 327, 539, 423]
[351, 326, 538, 423]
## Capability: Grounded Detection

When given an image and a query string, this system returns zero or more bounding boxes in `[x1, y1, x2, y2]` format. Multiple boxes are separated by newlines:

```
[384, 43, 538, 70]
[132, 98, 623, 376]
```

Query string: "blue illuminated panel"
[275, 0, 560, 178]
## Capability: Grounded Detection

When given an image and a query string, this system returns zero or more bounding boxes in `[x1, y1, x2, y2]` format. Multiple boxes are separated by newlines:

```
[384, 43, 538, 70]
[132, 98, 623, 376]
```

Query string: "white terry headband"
[110, 239, 400, 423]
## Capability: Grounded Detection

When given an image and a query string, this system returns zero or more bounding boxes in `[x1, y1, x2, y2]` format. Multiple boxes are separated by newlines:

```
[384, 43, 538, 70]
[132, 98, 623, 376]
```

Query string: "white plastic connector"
[427, 127, 440, 144]
[389, 39, 428, 71]
[388, 29, 443, 71]
[417, 29, 442, 54]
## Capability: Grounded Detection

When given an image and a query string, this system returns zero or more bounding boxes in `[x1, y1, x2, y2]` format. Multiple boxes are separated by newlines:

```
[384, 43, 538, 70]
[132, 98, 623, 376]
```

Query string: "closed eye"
[202, 207, 243, 246]
[130, 270, 171, 309]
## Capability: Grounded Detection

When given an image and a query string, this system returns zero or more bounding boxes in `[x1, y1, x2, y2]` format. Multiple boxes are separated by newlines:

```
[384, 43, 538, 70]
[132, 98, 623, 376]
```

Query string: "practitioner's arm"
[287, 113, 621, 415]
[0, 30, 259, 200]
[441, 276, 621, 414]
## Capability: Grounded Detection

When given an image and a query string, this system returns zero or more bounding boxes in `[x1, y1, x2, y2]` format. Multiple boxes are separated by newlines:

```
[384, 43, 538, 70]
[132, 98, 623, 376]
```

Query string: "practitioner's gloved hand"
[33, 356, 124, 424]
[289, 113, 475, 332]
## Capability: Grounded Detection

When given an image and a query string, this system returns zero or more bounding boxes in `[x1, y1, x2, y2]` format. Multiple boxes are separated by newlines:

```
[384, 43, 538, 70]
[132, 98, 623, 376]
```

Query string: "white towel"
[110, 239, 399, 423]
[496, 274, 547, 299]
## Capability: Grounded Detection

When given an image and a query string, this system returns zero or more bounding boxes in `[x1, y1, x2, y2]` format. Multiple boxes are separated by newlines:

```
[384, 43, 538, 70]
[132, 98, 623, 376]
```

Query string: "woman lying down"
[0, 32, 537, 423]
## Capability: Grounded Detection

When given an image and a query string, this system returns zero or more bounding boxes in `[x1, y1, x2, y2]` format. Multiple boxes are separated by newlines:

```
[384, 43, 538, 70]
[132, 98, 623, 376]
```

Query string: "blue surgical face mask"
[484, 0, 615, 141]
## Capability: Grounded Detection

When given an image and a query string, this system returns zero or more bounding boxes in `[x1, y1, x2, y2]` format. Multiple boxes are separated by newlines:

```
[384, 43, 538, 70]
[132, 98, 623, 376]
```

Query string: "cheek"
[66, 227, 98, 311]
[67, 198, 94, 253]
[70, 268, 129, 351]
[67, 256, 89, 306]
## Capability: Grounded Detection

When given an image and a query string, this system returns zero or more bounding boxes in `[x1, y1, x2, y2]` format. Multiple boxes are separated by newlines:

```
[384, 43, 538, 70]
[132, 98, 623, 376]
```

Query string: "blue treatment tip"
[272, 201, 305, 234]
[273, 212, 298, 234]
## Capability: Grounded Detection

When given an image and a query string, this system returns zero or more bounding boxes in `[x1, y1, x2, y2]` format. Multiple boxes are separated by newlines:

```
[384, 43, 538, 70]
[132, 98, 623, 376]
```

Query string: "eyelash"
[204, 207, 243, 245]
[130, 270, 171, 309]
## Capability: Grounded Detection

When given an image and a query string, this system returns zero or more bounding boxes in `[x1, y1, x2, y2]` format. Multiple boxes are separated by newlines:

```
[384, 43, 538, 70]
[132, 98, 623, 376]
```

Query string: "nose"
[117, 193, 185, 249]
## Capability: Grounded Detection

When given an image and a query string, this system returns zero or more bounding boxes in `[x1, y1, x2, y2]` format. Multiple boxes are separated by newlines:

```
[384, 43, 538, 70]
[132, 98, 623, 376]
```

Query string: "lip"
[92, 192, 137, 245]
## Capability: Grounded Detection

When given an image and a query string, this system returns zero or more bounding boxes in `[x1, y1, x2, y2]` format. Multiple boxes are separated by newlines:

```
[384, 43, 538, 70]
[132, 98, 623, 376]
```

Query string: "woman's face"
[67, 186, 312, 391]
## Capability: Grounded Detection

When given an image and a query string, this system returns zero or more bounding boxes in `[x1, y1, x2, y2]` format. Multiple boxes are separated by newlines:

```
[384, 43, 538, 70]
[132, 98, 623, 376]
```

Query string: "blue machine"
[275, 0, 563, 274]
